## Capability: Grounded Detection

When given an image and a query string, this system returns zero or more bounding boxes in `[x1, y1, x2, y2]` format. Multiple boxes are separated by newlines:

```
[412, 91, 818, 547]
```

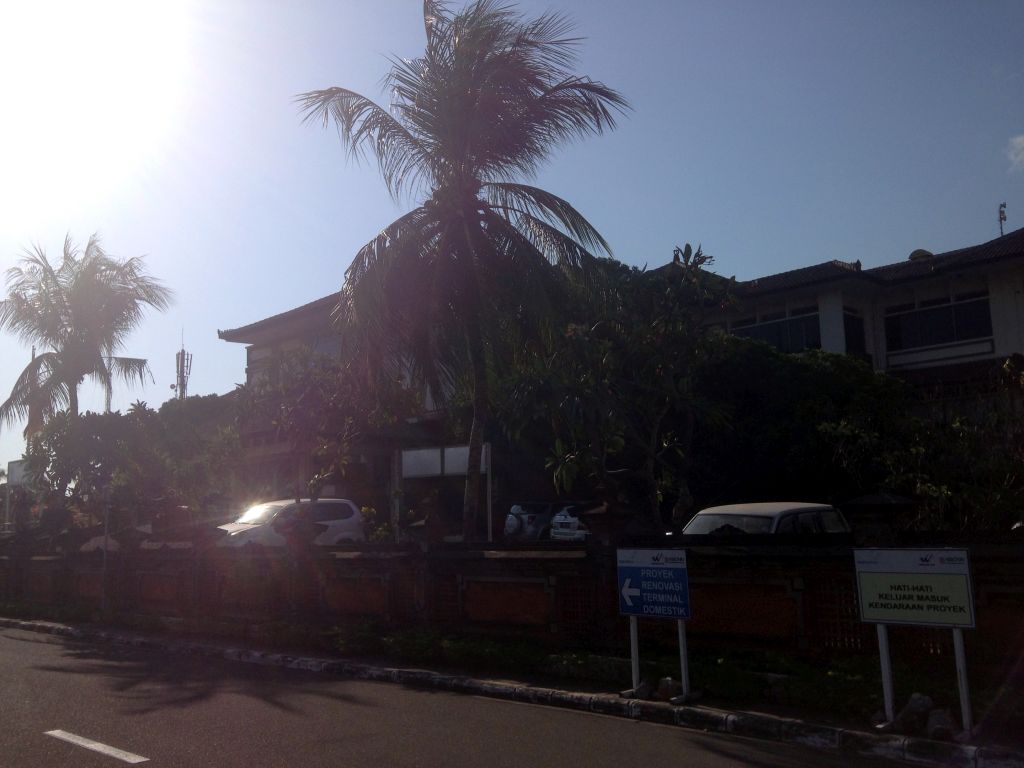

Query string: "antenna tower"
[174, 339, 192, 400]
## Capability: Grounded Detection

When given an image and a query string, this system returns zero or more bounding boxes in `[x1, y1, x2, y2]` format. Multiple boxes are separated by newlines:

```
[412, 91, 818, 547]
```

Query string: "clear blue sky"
[2, 0, 1023, 469]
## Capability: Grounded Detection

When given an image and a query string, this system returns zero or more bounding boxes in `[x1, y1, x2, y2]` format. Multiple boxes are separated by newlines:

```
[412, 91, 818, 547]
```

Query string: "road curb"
[1, 616, 1016, 767]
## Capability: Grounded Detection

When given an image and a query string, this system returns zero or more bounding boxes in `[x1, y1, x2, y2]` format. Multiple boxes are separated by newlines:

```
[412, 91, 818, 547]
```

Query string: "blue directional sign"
[617, 549, 691, 620]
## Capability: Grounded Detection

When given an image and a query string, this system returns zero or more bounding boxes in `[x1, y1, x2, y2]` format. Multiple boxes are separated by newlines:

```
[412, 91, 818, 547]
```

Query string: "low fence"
[0, 541, 1021, 667]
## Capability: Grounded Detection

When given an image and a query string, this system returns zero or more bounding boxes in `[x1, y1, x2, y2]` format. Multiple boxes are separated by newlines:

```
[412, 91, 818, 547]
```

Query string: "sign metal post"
[617, 549, 691, 698]
[952, 628, 973, 732]
[629, 616, 640, 691]
[677, 619, 690, 699]
[854, 548, 975, 734]
[876, 623, 895, 722]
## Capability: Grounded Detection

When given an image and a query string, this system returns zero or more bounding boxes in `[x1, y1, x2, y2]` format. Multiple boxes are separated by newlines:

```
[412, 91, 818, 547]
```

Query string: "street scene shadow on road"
[5, 629, 374, 718]
[4, 606, 1023, 760]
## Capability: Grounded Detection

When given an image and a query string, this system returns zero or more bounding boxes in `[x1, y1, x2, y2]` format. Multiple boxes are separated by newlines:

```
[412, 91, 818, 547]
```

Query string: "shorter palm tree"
[0, 234, 172, 435]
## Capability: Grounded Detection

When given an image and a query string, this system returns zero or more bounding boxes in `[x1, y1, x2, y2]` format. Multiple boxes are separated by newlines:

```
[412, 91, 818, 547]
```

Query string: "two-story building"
[219, 226, 1024, 527]
[706, 226, 1024, 401]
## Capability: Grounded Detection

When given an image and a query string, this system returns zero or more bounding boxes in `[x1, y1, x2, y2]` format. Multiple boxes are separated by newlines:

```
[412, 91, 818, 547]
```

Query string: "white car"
[549, 504, 592, 542]
[216, 499, 365, 547]
[681, 502, 851, 536]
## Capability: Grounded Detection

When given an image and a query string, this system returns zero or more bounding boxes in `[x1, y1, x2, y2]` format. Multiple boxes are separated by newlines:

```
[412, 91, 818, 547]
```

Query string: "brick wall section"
[3, 542, 1021, 666]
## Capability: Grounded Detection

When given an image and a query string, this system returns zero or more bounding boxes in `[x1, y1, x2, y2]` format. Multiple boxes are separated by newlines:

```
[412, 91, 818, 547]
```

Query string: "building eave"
[218, 293, 340, 346]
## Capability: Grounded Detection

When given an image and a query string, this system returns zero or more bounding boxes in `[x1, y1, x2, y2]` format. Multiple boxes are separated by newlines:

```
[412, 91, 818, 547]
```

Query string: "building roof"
[733, 226, 1024, 298]
[218, 292, 340, 345]
[865, 225, 1024, 284]
[218, 227, 1024, 345]
[734, 259, 864, 297]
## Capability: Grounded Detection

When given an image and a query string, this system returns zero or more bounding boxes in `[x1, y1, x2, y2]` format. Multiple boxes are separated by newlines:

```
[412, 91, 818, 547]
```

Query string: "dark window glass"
[954, 290, 988, 302]
[885, 303, 915, 315]
[797, 513, 819, 534]
[953, 300, 993, 340]
[314, 501, 353, 521]
[776, 515, 797, 534]
[916, 305, 955, 347]
[886, 298, 991, 352]
[820, 509, 850, 533]
[787, 314, 821, 352]
[767, 322, 787, 348]
[844, 313, 866, 355]
[734, 315, 820, 352]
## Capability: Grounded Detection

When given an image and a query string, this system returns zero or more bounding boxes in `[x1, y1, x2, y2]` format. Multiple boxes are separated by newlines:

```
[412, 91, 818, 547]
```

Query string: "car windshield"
[683, 514, 773, 535]
[235, 503, 286, 525]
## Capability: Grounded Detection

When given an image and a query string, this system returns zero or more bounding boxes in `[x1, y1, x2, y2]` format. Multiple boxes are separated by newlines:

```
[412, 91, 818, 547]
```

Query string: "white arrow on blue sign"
[617, 549, 691, 620]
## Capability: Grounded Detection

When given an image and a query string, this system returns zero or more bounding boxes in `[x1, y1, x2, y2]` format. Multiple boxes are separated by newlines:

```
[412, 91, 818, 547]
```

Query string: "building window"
[843, 308, 866, 357]
[884, 293, 992, 352]
[732, 307, 821, 353]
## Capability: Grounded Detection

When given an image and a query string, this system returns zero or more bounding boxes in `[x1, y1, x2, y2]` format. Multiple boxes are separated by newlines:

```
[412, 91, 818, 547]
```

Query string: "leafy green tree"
[0, 235, 172, 432]
[691, 339, 913, 507]
[498, 246, 726, 526]
[24, 395, 240, 532]
[237, 349, 416, 505]
[297, 0, 626, 539]
[819, 362, 1024, 531]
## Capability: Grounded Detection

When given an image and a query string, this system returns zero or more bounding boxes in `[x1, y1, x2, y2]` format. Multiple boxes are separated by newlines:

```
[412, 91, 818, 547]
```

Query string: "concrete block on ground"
[512, 686, 555, 705]
[631, 700, 676, 725]
[726, 712, 784, 740]
[780, 720, 843, 750]
[840, 729, 906, 762]
[589, 695, 632, 717]
[903, 738, 977, 767]
[675, 706, 729, 732]
[977, 747, 1024, 768]
[548, 690, 593, 711]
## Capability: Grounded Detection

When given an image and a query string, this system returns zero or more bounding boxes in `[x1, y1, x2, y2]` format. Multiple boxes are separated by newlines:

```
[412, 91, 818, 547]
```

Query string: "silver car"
[549, 505, 591, 542]
[503, 503, 559, 542]
[682, 502, 851, 536]
[504, 501, 599, 542]
[217, 498, 365, 547]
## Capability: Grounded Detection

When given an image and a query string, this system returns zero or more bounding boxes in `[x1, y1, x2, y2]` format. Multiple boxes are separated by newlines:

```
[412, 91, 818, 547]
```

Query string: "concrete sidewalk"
[1, 615, 1019, 768]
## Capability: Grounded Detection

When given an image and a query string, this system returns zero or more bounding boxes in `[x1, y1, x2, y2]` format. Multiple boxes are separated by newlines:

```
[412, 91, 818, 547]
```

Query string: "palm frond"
[296, 87, 431, 199]
[478, 208, 572, 301]
[484, 182, 612, 256]
[106, 356, 154, 387]
[0, 352, 67, 431]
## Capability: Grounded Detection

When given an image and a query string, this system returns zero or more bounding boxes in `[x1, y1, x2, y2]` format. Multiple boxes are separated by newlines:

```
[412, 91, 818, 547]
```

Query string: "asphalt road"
[0, 628, 890, 767]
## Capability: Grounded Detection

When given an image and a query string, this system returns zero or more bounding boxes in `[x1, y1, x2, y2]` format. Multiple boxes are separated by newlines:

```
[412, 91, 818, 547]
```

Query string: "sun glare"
[0, 1, 191, 226]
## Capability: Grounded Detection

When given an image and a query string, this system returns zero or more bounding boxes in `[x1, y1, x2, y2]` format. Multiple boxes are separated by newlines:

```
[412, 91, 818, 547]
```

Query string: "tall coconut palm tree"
[0, 234, 172, 435]
[298, 0, 627, 539]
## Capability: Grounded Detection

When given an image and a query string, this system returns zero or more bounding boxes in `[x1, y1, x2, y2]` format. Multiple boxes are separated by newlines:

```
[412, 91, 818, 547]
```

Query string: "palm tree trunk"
[462, 321, 489, 542]
[68, 384, 79, 419]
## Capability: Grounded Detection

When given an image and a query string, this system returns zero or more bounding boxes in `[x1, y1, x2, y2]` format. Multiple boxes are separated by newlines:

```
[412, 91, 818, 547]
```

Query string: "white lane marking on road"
[44, 730, 149, 764]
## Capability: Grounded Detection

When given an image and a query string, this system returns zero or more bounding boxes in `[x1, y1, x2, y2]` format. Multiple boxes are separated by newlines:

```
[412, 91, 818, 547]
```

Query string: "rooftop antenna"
[171, 331, 192, 400]
[999, 202, 1007, 236]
